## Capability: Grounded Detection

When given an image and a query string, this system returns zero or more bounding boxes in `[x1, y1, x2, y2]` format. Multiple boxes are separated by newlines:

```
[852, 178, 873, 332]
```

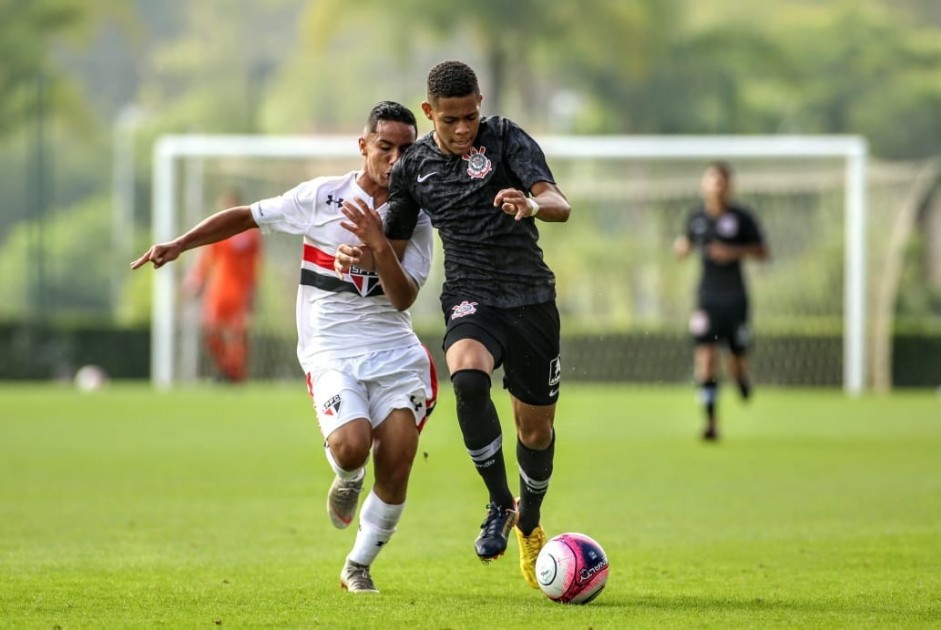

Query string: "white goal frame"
[151, 134, 868, 393]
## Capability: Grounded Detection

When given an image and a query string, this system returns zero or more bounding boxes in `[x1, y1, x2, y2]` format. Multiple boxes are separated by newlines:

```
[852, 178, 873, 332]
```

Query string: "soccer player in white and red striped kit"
[132, 101, 436, 594]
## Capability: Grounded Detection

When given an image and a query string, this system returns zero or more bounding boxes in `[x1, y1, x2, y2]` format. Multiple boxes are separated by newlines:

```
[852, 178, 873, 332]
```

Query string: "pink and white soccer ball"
[535, 532, 609, 604]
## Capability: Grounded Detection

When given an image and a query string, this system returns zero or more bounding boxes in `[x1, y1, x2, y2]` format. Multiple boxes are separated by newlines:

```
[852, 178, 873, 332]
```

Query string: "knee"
[329, 431, 371, 471]
[517, 409, 554, 449]
[694, 356, 716, 380]
[451, 369, 491, 407]
[518, 423, 553, 450]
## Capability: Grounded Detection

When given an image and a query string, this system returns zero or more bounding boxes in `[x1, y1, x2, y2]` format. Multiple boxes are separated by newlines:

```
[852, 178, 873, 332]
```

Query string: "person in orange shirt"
[184, 190, 261, 383]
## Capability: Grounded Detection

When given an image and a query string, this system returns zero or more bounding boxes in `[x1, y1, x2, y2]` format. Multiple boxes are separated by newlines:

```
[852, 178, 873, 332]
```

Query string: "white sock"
[347, 491, 405, 566]
[324, 443, 366, 481]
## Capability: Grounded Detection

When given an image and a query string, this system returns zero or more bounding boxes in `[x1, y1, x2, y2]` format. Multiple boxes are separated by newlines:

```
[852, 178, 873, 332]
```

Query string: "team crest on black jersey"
[462, 146, 492, 179]
[321, 394, 342, 416]
[349, 266, 382, 297]
[717, 214, 739, 238]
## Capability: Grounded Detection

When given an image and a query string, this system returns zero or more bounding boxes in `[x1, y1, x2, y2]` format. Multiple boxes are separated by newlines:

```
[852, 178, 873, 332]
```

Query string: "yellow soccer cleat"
[515, 523, 547, 589]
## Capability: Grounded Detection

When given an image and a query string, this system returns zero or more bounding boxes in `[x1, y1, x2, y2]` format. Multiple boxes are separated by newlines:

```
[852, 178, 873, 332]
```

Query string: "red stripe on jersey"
[306, 372, 314, 398]
[302, 243, 336, 271]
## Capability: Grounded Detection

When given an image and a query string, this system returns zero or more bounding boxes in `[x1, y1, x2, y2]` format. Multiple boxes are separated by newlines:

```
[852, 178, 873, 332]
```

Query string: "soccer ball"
[74, 364, 108, 392]
[535, 532, 609, 604]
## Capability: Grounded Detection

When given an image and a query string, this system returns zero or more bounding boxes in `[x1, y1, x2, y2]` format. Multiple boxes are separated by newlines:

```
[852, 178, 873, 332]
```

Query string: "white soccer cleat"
[340, 559, 379, 594]
[327, 474, 364, 529]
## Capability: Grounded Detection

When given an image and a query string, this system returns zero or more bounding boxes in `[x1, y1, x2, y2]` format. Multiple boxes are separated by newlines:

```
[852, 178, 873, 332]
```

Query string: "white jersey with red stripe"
[250, 171, 433, 364]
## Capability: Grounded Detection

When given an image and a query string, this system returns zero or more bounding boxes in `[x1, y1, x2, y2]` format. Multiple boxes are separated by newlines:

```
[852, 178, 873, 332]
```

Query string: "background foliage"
[0, 0, 939, 338]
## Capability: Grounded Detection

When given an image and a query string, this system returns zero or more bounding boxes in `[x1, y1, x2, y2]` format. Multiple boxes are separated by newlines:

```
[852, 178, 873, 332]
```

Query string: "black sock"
[737, 377, 751, 400]
[517, 430, 555, 535]
[452, 369, 514, 509]
[699, 378, 718, 424]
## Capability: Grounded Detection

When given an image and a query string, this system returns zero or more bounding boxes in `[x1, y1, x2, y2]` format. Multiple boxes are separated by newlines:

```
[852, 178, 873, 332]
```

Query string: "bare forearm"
[531, 183, 571, 223]
[372, 241, 418, 310]
[532, 190, 571, 223]
[175, 207, 257, 252]
[132, 206, 258, 270]
[739, 243, 769, 261]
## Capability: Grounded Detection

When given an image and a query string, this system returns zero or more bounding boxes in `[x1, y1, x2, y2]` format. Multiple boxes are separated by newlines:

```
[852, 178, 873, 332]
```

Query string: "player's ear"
[421, 101, 434, 120]
[358, 136, 367, 157]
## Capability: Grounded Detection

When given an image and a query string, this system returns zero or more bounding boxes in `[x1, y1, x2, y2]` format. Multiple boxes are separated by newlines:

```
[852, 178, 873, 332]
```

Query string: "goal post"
[150, 134, 868, 393]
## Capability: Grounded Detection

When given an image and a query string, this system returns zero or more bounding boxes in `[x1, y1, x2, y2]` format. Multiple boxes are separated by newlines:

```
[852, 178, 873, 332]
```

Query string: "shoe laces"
[479, 502, 512, 536]
[347, 565, 371, 582]
[335, 483, 360, 498]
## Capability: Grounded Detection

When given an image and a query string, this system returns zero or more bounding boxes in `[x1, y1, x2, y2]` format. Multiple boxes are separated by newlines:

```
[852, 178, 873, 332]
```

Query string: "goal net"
[149, 135, 871, 392]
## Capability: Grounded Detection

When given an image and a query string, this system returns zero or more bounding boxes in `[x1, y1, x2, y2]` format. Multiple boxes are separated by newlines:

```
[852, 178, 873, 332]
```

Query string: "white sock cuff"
[324, 444, 366, 481]
[361, 490, 405, 531]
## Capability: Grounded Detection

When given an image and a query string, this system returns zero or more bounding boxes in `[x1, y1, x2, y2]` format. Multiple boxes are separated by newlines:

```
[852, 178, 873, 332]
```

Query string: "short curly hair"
[426, 60, 479, 103]
[366, 100, 417, 134]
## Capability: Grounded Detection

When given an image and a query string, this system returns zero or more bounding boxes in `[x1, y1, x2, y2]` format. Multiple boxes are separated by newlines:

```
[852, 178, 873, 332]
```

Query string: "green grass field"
[1, 383, 939, 628]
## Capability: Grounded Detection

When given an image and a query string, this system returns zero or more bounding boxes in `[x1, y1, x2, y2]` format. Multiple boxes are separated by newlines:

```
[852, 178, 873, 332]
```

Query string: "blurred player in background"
[132, 101, 436, 594]
[674, 162, 769, 441]
[338, 60, 571, 589]
[183, 189, 261, 383]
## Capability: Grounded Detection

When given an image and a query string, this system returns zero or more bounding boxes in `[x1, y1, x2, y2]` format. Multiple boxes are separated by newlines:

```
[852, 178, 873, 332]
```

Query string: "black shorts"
[442, 299, 561, 406]
[689, 298, 751, 355]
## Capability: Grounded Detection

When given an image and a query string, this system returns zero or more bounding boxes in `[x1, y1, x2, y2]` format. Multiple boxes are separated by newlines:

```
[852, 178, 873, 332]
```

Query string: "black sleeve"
[385, 157, 421, 240]
[503, 118, 556, 192]
[740, 210, 765, 246]
[684, 210, 696, 241]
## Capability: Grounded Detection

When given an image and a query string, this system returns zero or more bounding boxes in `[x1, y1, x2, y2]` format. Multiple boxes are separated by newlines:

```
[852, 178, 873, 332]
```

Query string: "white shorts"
[304, 343, 438, 439]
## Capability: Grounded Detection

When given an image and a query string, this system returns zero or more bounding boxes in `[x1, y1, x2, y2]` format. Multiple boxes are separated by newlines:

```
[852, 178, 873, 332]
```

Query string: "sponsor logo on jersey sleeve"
[450, 300, 479, 320]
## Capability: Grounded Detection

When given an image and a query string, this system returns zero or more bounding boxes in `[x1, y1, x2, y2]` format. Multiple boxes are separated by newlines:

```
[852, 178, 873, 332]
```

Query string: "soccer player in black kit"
[337, 60, 571, 588]
[674, 162, 769, 441]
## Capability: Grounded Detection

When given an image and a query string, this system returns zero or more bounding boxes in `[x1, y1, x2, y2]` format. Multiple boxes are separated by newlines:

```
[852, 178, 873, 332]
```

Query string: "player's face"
[422, 93, 482, 155]
[360, 120, 417, 191]
[701, 167, 731, 203]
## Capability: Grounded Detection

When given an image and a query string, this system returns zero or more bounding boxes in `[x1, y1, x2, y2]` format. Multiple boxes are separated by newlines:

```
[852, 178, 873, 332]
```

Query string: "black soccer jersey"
[684, 204, 765, 302]
[385, 116, 557, 309]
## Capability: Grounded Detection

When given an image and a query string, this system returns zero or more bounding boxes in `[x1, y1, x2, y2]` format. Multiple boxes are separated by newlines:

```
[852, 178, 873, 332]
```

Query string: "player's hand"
[130, 242, 183, 270]
[340, 197, 386, 251]
[673, 236, 692, 259]
[706, 242, 739, 263]
[494, 188, 534, 222]
[334, 243, 375, 276]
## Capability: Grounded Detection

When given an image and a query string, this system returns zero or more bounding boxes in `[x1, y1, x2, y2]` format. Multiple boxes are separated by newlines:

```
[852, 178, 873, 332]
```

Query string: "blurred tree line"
[0, 0, 940, 323]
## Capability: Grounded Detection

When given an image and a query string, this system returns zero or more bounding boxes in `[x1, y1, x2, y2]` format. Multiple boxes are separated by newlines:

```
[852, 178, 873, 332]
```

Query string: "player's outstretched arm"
[339, 198, 419, 310]
[494, 181, 571, 223]
[130, 206, 257, 270]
